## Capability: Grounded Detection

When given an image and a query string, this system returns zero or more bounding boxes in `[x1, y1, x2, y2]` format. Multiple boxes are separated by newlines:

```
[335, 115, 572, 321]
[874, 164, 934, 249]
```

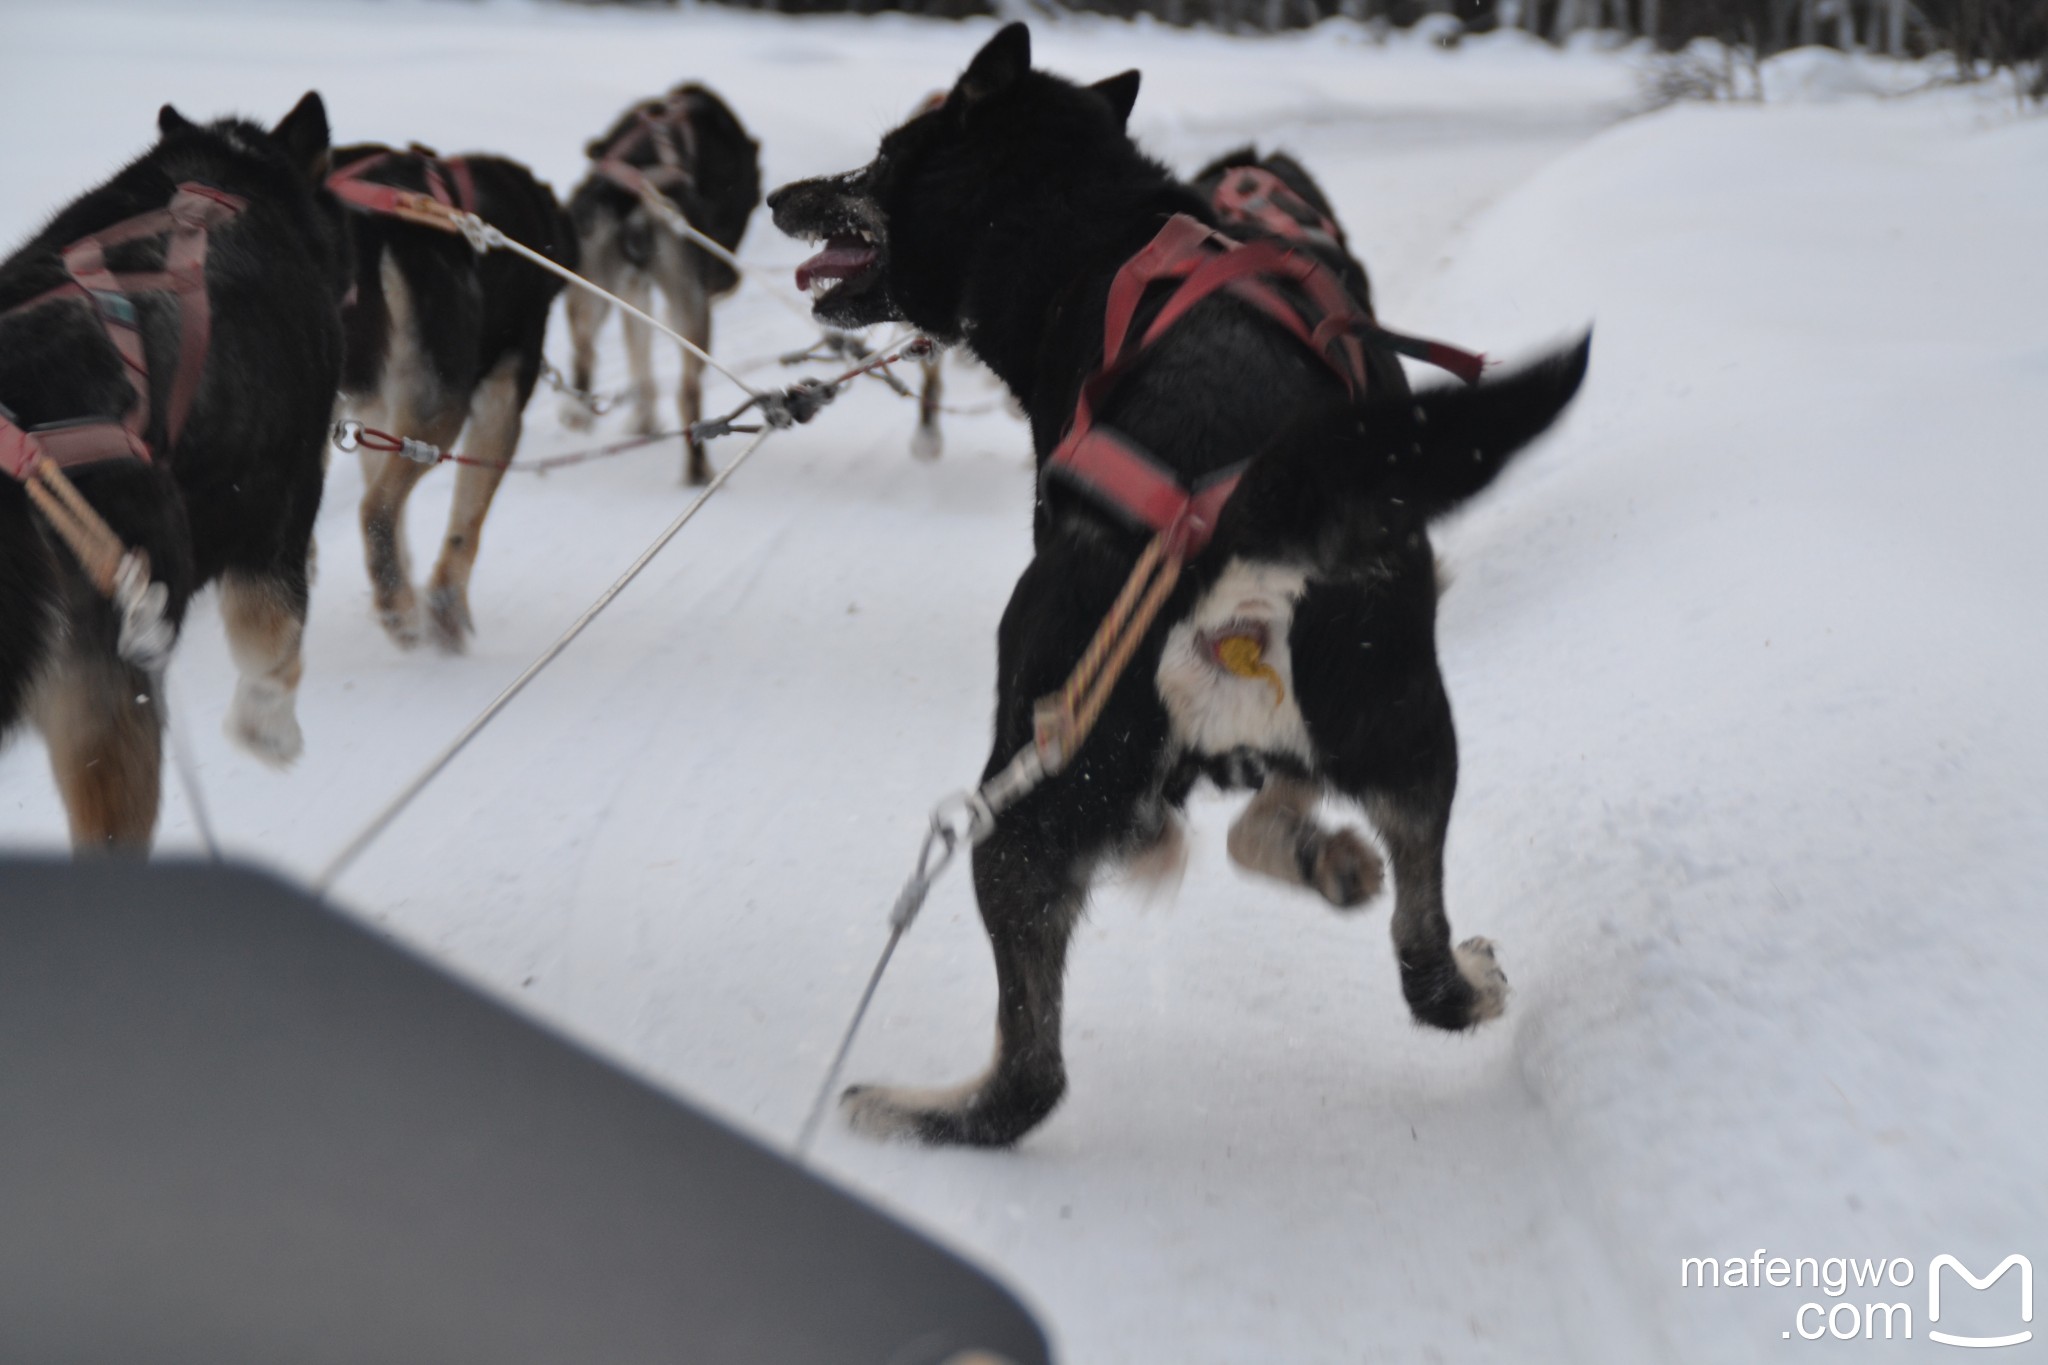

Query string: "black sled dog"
[564, 85, 761, 485]
[328, 144, 575, 652]
[0, 94, 345, 850]
[771, 25, 1589, 1147]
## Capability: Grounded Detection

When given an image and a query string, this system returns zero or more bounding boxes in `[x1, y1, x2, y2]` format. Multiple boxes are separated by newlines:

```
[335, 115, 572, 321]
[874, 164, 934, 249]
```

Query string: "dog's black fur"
[333, 145, 574, 653]
[563, 85, 761, 485]
[1191, 145, 1409, 398]
[771, 25, 1589, 1147]
[0, 94, 345, 850]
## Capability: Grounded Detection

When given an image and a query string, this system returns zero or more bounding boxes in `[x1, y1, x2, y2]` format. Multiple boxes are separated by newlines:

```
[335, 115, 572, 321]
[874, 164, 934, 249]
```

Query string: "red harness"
[1046, 213, 1484, 559]
[1210, 165, 1343, 250]
[1, 182, 245, 482]
[590, 91, 701, 202]
[325, 147, 477, 223]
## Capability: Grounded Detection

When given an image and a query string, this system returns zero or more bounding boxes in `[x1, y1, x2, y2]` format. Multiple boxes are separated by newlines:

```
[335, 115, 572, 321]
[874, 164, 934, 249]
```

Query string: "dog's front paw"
[1452, 937, 1509, 1023]
[225, 680, 303, 768]
[425, 584, 473, 655]
[910, 423, 942, 462]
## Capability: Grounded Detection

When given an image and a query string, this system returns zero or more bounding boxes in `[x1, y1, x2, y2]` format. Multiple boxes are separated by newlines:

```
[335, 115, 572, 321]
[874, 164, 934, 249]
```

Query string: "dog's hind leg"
[561, 256, 610, 434]
[1294, 582, 1507, 1030]
[426, 354, 524, 653]
[358, 407, 462, 650]
[618, 273, 660, 438]
[1364, 781, 1507, 1029]
[1227, 775, 1383, 910]
[911, 352, 943, 461]
[34, 645, 162, 853]
[220, 569, 308, 767]
[842, 821, 1090, 1148]
[670, 266, 713, 486]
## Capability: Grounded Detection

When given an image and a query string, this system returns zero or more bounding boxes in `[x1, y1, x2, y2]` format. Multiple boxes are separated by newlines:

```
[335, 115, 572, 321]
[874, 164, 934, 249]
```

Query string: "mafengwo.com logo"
[1679, 1250, 2032, 1346]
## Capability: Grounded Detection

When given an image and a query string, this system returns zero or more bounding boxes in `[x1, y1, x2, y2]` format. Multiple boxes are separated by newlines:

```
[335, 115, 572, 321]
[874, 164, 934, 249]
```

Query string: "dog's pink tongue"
[795, 237, 877, 291]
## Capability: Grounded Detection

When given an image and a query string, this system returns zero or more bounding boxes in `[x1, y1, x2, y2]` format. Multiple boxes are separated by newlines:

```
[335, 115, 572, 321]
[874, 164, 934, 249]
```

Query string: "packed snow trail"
[6, 5, 2042, 1362]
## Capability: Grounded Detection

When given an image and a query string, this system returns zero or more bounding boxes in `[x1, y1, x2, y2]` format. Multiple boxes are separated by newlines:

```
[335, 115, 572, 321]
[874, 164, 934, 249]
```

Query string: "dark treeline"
[578, 0, 2047, 93]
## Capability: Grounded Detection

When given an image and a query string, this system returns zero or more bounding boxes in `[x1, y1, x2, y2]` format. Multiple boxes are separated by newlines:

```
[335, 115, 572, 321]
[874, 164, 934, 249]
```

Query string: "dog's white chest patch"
[1155, 558, 1312, 760]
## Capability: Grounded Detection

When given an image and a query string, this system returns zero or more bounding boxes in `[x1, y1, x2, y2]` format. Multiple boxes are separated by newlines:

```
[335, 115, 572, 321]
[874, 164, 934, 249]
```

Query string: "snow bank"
[1409, 93, 2048, 1356]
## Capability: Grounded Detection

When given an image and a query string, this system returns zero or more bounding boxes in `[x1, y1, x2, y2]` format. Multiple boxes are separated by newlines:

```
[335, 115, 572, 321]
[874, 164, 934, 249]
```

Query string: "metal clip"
[454, 211, 495, 255]
[760, 380, 835, 431]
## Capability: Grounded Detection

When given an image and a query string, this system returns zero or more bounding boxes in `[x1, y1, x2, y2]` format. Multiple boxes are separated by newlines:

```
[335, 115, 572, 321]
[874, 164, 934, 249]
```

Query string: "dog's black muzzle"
[769, 168, 894, 330]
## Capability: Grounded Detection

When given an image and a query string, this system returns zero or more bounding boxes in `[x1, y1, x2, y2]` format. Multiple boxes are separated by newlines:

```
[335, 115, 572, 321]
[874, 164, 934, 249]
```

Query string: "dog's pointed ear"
[957, 22, 1031, 106]
[158, 104, 196, 138]
[271, 91, 332, 183]
[1091, 70, 1141, 127]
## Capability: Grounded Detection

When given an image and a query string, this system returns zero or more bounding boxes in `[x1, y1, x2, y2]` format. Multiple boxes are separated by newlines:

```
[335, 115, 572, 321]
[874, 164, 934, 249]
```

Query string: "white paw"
[558, 395, 596, 432]
[425, 585, 472, 655]
[225, 680, 303, 768]
[377, 598, 422, 650]
[840, 1085, 933, 1142]
[1312, 828, 1385, 910]
[910, 423, 942, 461]
[1453, 936, 1509, 1023]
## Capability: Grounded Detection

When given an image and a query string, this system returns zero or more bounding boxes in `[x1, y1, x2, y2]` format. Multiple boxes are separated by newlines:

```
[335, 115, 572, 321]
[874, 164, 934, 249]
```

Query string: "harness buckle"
[89, 290, 139, 329]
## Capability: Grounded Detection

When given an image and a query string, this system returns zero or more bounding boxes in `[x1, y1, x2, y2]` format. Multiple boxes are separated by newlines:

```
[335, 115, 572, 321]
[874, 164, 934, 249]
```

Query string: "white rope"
[313, 427, 773, 896]
[453, 212, 765, 399]
[160, 674, 220, 861]
[631, 184, 823, 329]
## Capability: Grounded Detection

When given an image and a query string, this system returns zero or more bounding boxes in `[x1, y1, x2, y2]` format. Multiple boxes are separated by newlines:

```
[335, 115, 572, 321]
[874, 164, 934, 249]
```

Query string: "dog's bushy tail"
[1216, 332, 1590, 560]
[1385, 332, 1589, 519]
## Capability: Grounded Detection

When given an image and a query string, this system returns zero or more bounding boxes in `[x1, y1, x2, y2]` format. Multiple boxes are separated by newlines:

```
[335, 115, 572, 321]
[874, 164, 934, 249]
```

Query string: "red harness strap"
[1046, 213, 1487, 561]
[326, 147, 477, 223]
[1210, 165, 1343, 250]
[591, 92, 700, 202]
[1, 182, 245, 482]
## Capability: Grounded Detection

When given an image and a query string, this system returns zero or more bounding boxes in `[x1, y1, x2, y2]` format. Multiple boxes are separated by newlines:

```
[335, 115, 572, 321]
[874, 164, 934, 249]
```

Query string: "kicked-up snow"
[1, 3, 2041, 1360]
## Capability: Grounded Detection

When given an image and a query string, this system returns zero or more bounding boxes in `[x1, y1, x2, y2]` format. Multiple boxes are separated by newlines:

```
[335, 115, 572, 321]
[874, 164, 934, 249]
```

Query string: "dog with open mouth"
[771, 24, 1589, 1148]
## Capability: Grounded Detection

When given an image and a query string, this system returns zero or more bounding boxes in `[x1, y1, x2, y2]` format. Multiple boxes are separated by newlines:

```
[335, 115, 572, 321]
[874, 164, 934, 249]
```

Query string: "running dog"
[1192, 146, 1409, 397]
[770, 25, 1589, 1146]
[329, 144, 574, 653]
[564, 84, 761, 485]
[0, 94, 346, 850]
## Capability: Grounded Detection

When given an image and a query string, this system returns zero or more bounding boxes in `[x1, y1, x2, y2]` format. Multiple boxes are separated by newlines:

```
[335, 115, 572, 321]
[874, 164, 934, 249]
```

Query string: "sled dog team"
[0, 26, 1587, 1148]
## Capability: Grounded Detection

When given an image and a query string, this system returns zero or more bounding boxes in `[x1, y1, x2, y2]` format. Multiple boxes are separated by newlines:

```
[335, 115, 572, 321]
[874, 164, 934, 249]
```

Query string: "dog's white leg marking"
[667, 252, 713, 485]
[219, 571, 306, 768]
[1452, 937, 1509, 1022]
[618, 269, 659, 437]
[842, 1064, 998, 1142]
[1157, 559, 1314, 762]
[354, 252, 449, 650]
[426, 354, 521, 654]
[1227, 777, 1384, 910]
[561, 222, 614, 433]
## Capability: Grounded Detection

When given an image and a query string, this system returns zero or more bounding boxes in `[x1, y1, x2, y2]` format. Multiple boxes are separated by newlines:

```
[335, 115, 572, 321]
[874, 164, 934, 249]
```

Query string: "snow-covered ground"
[3, 3, 2043, 1360]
